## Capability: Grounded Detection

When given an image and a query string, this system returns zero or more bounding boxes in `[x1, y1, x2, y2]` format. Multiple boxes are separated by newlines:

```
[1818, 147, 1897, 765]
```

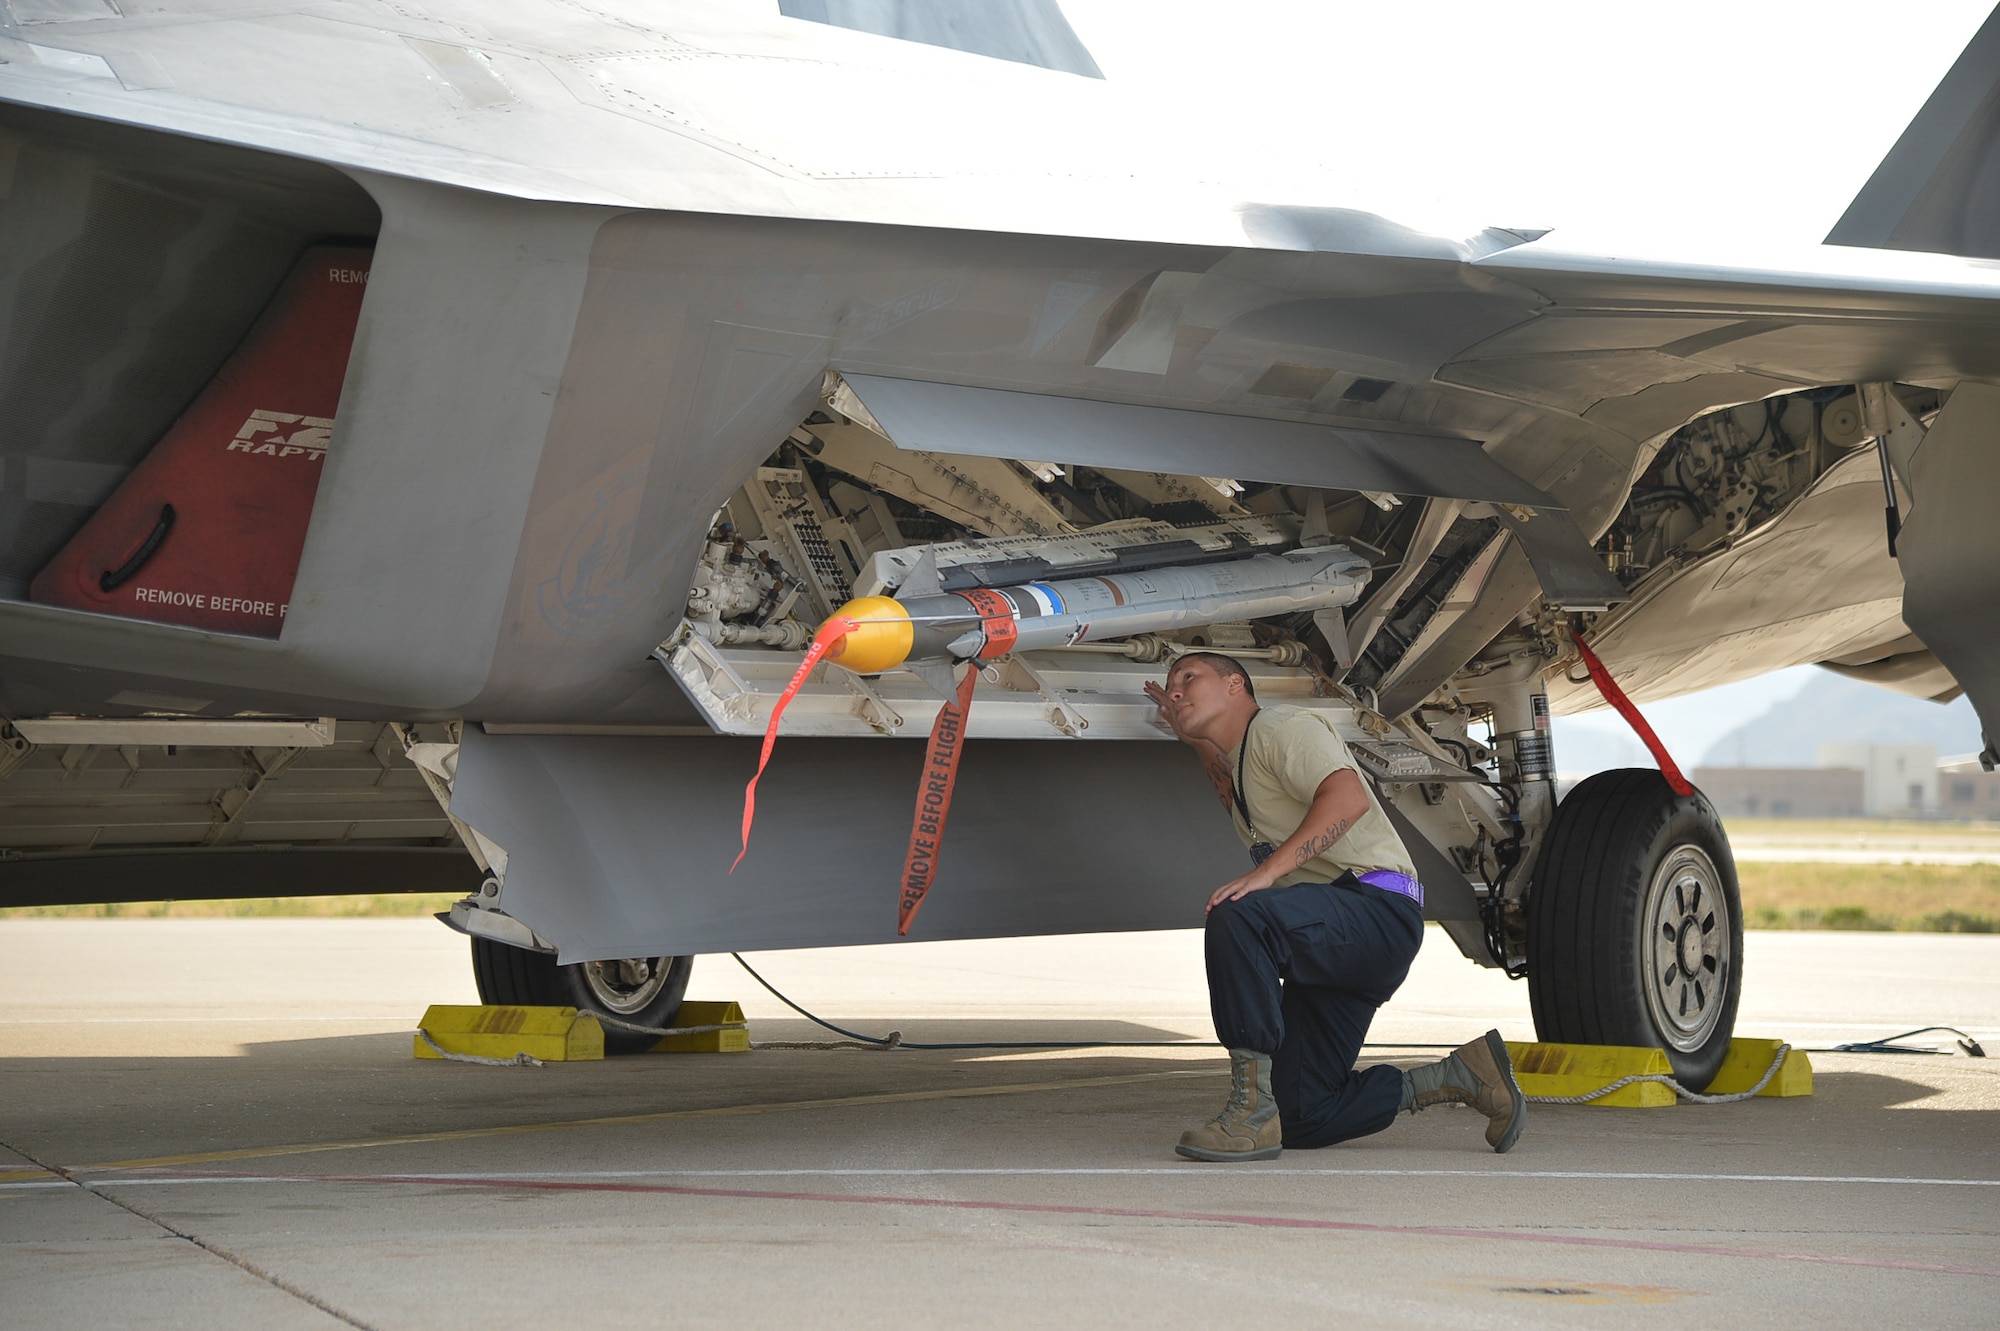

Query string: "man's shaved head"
[1177, 651, 1256, 699]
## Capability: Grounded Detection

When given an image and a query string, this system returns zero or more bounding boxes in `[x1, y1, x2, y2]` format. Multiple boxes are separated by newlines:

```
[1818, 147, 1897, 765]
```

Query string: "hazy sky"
[1552, 666, 1819, 779]
[1064, 1, 1993, 256]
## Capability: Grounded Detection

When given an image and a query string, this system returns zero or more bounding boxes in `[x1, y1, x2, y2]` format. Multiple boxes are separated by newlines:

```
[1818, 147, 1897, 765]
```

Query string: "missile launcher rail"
[655, 626, 1481, 787]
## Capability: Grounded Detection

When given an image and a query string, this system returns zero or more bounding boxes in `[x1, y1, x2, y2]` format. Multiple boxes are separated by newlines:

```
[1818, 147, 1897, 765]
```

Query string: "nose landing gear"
[1526, 768, 1743, 1088]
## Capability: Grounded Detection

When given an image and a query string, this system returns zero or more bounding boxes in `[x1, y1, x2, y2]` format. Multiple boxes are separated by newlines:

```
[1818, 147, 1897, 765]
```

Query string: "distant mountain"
[1698, 671, 1983, 768]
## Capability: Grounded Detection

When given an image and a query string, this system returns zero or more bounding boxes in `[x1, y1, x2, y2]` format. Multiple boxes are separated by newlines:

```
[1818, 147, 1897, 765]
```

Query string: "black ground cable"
[728, 952, 1462, 1051]
[1829, 1026, 1987, 1057]
[665, 958, 1998, 1064]
[731, 952, 1209, 1050]
[1469, 778, 1529, 981]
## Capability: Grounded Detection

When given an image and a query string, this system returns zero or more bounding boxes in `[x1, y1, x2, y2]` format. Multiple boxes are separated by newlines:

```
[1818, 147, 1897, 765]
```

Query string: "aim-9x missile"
[822, 543, 1373, 676]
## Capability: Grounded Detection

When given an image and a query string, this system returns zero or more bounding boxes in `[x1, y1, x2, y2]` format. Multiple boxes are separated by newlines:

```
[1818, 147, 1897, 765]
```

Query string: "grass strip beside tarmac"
[1723, 816, 2000, 844]
[1737, 862, 2000, 932]
[5, 864, 2000, 931]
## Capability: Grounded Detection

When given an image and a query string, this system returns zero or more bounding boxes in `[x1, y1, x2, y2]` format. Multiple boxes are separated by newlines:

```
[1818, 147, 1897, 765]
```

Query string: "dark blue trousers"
[1205, 877, 1424, 1149]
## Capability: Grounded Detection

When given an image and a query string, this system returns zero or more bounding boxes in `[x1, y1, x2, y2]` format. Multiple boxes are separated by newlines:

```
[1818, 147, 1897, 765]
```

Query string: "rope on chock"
[415, 1028, 542, 1068]
[584, 1003, 889, 1051]
[577, 1009, 749, 1040]
[1525, 1042, 1791, 1105]
[590, 1003, 890, 1051]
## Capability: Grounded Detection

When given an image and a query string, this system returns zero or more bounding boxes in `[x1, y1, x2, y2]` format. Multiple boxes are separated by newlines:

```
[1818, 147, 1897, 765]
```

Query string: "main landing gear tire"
[1526, 768, 1743, 1089]
[470, 935, 693, 1055]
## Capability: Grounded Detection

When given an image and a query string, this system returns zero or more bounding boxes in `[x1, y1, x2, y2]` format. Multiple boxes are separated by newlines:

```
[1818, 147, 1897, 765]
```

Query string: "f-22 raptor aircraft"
[5, 0, 1999, 1083]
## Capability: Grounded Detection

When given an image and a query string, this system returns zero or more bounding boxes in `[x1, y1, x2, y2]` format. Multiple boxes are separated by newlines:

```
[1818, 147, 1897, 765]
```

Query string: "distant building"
[1938, 756, 2000, 820]
[1688, 743, 1987, 818]
[1690, 767, 1862, 818]
[1817, 743, 1938, 816]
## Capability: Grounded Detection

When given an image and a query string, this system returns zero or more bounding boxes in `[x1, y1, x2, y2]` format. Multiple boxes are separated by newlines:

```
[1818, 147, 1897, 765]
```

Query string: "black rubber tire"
[1526, 768, 1744, 1089]
[469, 933, 564, 1007]
[470, 936, 693, 1055]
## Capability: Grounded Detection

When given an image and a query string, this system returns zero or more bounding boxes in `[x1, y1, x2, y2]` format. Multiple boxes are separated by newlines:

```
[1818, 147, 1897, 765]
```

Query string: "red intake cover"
[30, 245, 372, 637]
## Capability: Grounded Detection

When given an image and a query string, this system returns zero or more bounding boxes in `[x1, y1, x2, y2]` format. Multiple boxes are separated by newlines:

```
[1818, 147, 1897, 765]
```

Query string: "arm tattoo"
[1295, 818, 1352, 867]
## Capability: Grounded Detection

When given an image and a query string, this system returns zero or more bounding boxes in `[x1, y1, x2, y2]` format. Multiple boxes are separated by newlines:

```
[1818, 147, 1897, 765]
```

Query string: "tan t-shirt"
[1225, 705, 1417, 886]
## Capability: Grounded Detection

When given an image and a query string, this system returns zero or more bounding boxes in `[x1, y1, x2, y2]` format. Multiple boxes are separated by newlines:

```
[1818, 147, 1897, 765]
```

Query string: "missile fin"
[905, 658, 960, 700]
[1300, 490, 1332, 547]
[899, 549, 945, 598]
[1314, 607, 1354, 670]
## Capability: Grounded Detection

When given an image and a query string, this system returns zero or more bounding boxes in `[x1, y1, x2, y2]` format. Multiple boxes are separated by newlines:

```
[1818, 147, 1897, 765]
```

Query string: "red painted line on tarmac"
[132, 1169, 2000, 1280]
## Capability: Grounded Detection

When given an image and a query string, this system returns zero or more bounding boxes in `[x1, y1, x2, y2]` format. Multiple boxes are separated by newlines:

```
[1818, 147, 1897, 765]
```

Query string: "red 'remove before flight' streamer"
[733, 615, 857, 873]
[732, 618, 986, 937]
[897, 665, 978, 936]
[1573, 637, 1694, 797]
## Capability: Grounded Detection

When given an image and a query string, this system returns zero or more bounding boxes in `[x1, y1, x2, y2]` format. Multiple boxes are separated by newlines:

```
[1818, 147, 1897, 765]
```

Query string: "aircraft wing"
[0, 0, 1377, 244]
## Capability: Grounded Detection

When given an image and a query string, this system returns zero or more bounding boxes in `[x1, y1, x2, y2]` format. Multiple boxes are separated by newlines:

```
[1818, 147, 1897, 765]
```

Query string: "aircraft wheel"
[470, 936, 693, 1055]
[1526, 768, 1743, 1089]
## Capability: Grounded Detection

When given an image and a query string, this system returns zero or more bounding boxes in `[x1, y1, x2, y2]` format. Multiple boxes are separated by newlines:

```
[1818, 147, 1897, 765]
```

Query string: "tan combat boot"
[1403, 1029, 1526, 1153]
[1176, 1049, 1282, 1162]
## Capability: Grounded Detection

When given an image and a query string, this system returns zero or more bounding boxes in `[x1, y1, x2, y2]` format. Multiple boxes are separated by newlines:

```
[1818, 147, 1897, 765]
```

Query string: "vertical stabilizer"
[1827, 6, 2000, 259]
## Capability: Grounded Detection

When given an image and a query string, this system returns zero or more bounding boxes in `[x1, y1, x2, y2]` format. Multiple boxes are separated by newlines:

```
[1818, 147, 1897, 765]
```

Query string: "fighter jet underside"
[6, 0, 2000, 1083]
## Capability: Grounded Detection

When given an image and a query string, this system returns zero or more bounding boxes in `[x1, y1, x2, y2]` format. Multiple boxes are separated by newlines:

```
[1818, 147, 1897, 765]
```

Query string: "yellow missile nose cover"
[824, 595, 913, 673]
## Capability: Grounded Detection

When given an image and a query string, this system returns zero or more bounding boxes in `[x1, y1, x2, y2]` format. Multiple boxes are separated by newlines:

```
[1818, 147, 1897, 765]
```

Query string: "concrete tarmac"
[3, 920, 1997, 1329]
